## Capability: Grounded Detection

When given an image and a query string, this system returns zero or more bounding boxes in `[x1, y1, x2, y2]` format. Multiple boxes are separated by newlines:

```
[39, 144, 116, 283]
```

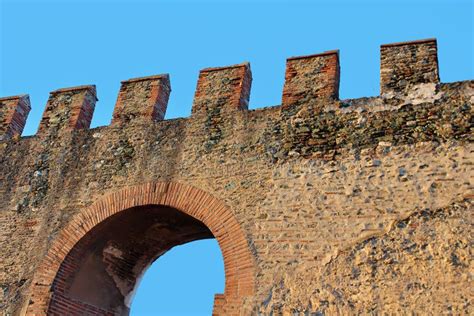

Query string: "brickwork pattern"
[0, 95, 31, 141]
[112, 75, 171, 125]
[282, 50, 340, 106]
[380, 38, 439, 94]
[192, 63, 252, 114]
[26, 183, 255, 315]
[0, 38, 473, 315]
[37, 86, 97, 135]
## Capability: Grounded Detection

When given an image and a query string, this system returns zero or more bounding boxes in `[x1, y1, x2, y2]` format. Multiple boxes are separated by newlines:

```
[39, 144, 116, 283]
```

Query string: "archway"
[130, 239, 224, 315]
[26, 182, 256, 315]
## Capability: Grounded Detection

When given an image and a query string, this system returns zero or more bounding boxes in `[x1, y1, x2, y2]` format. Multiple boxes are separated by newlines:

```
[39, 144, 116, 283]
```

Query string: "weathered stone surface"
[0, 95, 31, 141]
[0, 38, 472, 315]
[37, 86, 97, 136]
[259, 199, 473, 314]
[112, 75, 171, 125]
[282, 50, 339, 107]
[380, 38, 439, 95]
[192, 63, 252, 114]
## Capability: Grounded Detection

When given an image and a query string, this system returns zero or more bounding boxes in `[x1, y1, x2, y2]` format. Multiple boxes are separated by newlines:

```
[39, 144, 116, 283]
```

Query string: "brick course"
[0, 38, 473, 315]
[282, 50, 340, 106]
[380, 38, 439, 94]
[0, 95, 31, 141]
[37, 86, 97, 135]
[112, 75, 171, 125]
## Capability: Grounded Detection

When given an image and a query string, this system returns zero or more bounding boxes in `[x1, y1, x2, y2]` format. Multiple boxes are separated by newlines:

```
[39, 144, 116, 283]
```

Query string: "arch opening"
[26, 182, 256, 315]
[130, 239, 224, 315]
[49, 205, 216, 315]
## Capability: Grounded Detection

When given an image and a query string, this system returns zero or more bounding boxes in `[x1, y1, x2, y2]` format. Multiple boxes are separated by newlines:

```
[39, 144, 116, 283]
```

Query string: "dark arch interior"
[48, 205, 214, 315]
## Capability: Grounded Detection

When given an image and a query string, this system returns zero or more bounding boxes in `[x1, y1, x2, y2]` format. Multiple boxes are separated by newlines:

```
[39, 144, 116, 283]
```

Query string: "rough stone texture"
[0, 95, 31, 141]
[260, 199, 473, 315]
[282, 50, 339, 107]
[380, 38, 439, 95]
[0, 38, 473, 315]
[112, 75, 171, 125]
[37, 86, 97, 135]
[192, 63, 252, 114]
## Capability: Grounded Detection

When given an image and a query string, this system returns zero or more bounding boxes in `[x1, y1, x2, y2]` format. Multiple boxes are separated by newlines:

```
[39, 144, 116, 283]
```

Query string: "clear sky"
[1, 0, 473, 315]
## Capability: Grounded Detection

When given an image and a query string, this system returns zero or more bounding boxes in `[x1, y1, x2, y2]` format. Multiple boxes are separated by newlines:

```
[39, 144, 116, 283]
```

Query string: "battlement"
[283, 50, 340, 106]
[0, 95, 31, 140]
[380, 38, 439, 95]
[0, 38, 473, 316]
[37, 85, 97, 136]
[1, 39, 471, 168]
[1, 38, 462, 141]
[112, 74, 171, 125]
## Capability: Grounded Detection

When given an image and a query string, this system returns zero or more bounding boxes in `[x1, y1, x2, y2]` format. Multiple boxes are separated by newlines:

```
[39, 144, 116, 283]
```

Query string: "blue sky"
[1, 0, 473, 315]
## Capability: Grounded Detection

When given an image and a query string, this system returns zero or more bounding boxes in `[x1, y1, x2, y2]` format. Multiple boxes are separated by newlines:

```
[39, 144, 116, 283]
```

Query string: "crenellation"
[380, 38, 439, 95]
[0, 38, 473, 315]
[282, 50, 340, 107]
[37, 85, 97, 135]
[0, 95, 31, 140]
[0, 38, 461, 143]
[192, 62, 252, 114]
[112, 74, 171, 125]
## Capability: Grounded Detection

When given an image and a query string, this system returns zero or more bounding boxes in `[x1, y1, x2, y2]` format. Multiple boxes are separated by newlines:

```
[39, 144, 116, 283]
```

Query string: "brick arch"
[26, 182, 256, 315]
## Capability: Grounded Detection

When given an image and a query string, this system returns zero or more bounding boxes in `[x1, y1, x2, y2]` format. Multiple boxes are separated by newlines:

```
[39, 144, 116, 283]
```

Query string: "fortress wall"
[0, 38, 472, 315]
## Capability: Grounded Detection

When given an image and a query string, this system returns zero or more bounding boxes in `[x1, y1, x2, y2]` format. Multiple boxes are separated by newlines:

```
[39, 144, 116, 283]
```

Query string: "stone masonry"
[0, 38, 473, 315]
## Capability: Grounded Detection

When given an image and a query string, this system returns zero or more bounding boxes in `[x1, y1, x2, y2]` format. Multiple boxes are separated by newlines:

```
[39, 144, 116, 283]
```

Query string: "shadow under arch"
[26, 182, 256, 315]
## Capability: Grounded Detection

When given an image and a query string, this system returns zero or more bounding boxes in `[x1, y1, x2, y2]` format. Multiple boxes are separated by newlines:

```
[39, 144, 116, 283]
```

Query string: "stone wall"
[0, 95, 31, 141]
[0, 38, 472, 315]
